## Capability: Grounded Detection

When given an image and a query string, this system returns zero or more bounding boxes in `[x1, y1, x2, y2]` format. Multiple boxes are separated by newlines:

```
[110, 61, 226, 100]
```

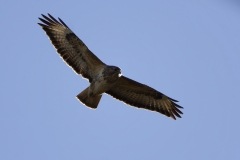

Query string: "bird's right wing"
[106, 76, 183, 120]
[38, 14, 106, 82]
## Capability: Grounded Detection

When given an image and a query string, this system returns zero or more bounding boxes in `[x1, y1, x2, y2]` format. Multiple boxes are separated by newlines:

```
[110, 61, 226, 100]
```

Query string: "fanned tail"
[76, 87, 102, 109]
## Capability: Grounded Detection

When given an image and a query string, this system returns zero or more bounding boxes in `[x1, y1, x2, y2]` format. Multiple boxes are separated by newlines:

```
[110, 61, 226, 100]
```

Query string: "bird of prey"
[38, 14, 183, 120]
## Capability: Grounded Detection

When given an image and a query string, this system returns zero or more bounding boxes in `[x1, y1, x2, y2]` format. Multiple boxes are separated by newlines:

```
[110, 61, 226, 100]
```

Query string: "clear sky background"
[1, 0, 240, 160]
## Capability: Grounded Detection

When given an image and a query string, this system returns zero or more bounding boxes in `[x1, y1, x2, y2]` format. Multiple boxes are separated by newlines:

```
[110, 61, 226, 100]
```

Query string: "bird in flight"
[38, 14, 183, 120]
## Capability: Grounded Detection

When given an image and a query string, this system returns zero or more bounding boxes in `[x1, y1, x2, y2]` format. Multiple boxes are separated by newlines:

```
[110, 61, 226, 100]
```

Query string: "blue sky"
[1, 0, 240, 159]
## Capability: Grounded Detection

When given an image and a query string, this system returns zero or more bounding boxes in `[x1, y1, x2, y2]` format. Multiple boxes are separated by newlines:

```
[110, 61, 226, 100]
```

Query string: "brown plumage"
[38, 13, 183, 120]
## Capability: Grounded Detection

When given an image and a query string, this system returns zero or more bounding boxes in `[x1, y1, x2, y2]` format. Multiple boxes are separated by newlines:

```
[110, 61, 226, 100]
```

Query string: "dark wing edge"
[106, 76, 183, 120]
[38, 13, 105, 82]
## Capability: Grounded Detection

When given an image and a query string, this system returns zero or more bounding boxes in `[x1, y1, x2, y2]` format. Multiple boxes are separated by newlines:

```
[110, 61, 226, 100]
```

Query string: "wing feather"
[38, 13, 105, 82]
[106, 76, 183, 120]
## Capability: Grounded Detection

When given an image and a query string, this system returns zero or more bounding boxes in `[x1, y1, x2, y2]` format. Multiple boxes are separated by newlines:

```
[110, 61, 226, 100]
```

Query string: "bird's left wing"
[38, 14, 106, 82]
[106, 76, 183, 120]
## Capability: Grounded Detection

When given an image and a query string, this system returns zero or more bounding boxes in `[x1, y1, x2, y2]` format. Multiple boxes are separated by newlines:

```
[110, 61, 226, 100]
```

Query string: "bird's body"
[88, 66, 121, 97]
[38, 14, 183, 120]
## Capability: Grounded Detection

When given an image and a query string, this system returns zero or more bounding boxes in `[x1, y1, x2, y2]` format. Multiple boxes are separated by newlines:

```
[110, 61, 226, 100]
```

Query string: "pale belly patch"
[89, 76, 116, 96]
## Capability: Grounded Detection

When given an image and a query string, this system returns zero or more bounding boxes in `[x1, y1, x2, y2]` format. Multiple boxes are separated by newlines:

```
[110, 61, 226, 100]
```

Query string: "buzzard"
[38, 14, 183, 120]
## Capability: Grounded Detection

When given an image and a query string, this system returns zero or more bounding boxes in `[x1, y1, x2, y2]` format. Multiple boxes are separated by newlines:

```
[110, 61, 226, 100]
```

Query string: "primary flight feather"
[38, 13, 183, 120]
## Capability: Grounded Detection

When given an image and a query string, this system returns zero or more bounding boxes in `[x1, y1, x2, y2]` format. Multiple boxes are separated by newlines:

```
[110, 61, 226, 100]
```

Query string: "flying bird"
[38, 14, 183, 120]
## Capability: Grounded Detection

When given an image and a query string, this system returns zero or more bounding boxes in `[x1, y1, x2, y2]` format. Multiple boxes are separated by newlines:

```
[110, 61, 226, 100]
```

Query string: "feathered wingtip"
[38, 13, 70, 29]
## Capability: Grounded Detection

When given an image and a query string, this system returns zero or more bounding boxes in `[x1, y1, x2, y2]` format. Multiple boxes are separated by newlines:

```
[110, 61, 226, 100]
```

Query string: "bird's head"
[105, 66, 122, 77]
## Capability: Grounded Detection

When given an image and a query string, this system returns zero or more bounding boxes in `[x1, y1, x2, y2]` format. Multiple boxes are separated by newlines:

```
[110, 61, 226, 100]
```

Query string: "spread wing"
[38, 14, 105, 82]
[106, 76, 183, 120]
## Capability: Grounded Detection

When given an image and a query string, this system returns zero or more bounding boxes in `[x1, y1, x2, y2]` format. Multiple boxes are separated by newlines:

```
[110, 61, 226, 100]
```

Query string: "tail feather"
[76, 87, 102, 109]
